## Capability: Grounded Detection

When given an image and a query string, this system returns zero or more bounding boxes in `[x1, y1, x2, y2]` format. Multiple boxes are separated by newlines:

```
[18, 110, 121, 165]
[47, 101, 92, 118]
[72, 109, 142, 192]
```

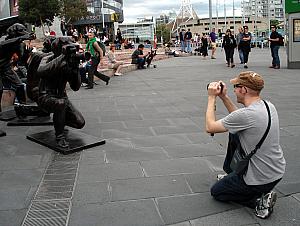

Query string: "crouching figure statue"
[37, 37, 85, 148]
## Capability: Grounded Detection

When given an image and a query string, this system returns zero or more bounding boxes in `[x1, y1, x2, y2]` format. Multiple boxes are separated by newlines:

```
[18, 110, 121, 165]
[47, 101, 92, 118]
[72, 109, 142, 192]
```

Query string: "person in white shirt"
[107, 44, 124, 76]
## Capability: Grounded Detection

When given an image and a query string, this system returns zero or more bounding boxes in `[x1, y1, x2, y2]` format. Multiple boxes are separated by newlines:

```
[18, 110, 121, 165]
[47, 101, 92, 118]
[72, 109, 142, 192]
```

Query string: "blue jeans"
[185, 40, 191, 53]
[211, 173, 281, 208]
[271, 45, 280, 67]
[211, 133, 281, 208]
[180, 41, 185, 52]
[238, 49, 244, 63]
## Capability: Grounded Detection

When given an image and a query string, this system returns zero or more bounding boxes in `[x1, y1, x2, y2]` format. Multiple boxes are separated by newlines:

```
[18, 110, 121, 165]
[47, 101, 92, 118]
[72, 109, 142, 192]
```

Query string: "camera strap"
[248, 100, 271, 157]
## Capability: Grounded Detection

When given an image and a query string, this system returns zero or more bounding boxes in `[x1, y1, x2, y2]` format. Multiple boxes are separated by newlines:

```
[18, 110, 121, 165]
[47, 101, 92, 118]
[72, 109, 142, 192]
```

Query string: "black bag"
[278, 34, 284, 46]
[229, 100, 271, 176]
[97, 41, 106, 56]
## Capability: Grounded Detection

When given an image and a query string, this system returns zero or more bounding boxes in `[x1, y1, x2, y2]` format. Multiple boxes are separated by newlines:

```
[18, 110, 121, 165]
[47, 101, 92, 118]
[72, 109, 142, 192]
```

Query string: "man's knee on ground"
[210, 183, 226, 201]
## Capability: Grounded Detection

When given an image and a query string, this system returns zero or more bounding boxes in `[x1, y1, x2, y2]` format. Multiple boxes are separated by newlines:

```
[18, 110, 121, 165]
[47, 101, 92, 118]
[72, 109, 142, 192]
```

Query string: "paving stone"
[293, 193, 300, 201]
[100, 114, 143, 122]
[163, 143, 223, 158]
[142, 112, 186, 120]
[141, 158, 212, 177]
[69, 199, 164, 226]
[105, 147, 169, 162]
[280, 135, 300, 152]
[0, 186, 36, 210]
[152, 125, 201, 136]
[202, 155, 227, 172]
[80, 149, 106, 165]
[281, 125, 300, 136]
[156, 193, 237, 225]
[277, 182, 300, 196]
[73, 181, 109, 206]
[0, 155, 42, 170]
[131, 134, 191, 148]
[169, 222, 192, 226]
[111, 175, 191, 201]
[190, 208, 257, 226]
[0, 169, 43, 188]
[102, 127, 154, 138]
[184, 173, 217, 193]
[77, 162, 143, 183]
[0, 209, 27, 226]
[124, 119, 171, 128]
[185, 132, 218, 144]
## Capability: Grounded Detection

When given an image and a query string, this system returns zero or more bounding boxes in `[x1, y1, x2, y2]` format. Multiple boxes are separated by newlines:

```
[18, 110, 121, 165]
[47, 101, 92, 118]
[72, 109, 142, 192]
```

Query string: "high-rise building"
[75, 0, 124, 26]
[242, 0, 284, 21]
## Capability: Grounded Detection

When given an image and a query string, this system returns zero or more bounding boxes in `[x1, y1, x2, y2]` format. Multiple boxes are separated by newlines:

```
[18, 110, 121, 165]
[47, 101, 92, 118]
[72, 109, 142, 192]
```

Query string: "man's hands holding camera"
[207, 81, 227, 98]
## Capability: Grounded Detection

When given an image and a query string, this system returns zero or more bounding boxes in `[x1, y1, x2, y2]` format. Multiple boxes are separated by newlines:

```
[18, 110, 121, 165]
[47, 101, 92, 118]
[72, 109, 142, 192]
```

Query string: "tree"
[270, 19, 280, 27]
[156, 24, 171, 44]
[19, 0, 61, 27]
[60, 0, 88, 24]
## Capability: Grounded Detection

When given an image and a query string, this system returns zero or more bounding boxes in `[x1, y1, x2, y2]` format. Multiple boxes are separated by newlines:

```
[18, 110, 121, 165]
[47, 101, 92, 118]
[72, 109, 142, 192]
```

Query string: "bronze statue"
[0, 23, 35, 137]
[36, 37, 85, 148]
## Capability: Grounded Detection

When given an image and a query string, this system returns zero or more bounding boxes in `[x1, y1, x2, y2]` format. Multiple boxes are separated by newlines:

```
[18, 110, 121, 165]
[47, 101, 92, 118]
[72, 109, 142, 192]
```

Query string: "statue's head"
[51, 37, 74, 56]
[6, 23, 29, 39]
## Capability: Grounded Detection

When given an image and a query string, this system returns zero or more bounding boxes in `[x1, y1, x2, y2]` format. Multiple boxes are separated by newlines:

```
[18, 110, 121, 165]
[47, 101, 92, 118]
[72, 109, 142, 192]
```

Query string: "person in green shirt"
[85, 32, 110, 89]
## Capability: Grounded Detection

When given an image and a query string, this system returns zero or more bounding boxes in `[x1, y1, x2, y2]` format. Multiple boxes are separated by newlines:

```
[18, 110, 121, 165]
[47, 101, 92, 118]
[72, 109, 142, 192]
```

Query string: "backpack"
[278, 34, 284, 46]
[97, 41, 106, 56]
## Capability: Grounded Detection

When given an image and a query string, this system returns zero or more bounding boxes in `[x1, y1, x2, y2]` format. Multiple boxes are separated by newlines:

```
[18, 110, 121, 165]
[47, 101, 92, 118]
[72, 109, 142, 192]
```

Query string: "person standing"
[179, 29, 185, 52]
[206, 71, 285, 219]
[268, 25, 281, 69]
[239, 26, 252, 68]
[236, 27, 244, 64]
[209, 28, 217, 59]
[85, 32, 110, 89]
[222, 29, 237, 68]
[201, 33, 209, 59]
[116, 28, 122, 50]
[184, 28, 192, 53]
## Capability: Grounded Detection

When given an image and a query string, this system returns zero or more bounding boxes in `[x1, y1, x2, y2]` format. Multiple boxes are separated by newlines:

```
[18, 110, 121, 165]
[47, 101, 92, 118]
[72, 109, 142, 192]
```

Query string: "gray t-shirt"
[220, 100, 286, 185]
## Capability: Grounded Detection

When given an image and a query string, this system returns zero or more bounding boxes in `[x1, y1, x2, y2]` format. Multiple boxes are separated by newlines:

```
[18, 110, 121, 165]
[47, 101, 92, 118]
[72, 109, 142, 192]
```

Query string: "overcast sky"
[123, 0, 242, 23]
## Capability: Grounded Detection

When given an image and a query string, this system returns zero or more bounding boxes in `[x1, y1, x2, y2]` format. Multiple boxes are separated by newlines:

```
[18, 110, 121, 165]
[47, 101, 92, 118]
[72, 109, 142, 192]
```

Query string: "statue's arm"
[68, 69, 81, 91]
[37, 54, 65, 78]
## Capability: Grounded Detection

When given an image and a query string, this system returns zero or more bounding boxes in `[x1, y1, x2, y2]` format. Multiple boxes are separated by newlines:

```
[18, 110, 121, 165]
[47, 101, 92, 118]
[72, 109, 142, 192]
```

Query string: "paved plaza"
[1, 48, 300, 226]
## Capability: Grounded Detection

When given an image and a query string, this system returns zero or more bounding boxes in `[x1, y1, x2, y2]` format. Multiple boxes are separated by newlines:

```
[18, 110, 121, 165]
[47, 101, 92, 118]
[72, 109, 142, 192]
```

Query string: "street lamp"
[101, 0, 105, 28]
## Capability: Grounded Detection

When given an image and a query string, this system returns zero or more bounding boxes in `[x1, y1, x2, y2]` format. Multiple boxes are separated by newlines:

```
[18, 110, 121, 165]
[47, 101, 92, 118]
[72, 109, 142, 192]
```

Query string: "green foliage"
[61, 0, 88, 23]
[156, 24, 171, 43]
[19, 0, 61, 26]
[270, 19, 280, 27]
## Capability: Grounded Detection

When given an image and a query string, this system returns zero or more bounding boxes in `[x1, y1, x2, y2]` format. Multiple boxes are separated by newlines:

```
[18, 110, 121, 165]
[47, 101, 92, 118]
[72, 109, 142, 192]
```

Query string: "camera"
[62, 44, 90, 68]
[207, 82, 224, 93]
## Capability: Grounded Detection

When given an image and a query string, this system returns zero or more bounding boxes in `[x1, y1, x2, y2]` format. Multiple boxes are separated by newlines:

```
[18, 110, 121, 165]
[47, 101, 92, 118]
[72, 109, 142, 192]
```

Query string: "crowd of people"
[175, 25, 283, 70]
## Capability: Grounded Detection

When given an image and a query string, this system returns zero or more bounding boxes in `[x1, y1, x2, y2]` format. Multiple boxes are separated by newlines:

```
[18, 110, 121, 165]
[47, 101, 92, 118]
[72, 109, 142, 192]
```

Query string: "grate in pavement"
[22, 152, 81, 226]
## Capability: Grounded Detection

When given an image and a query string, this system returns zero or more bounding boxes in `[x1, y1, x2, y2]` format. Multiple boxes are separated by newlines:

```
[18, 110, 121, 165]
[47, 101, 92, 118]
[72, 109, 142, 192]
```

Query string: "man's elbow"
[205, 124, 215, 134]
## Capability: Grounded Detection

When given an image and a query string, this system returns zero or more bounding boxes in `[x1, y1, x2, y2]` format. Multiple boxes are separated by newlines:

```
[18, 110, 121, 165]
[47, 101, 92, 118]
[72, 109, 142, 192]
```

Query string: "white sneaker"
[114, 72, 122, 76]
[255, 191, 277, 219]
[216, 174, 227, 181]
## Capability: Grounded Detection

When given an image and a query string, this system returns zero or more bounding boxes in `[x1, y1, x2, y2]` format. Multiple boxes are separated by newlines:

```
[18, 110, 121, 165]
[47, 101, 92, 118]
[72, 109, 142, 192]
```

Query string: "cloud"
[123, 0, 242, 23]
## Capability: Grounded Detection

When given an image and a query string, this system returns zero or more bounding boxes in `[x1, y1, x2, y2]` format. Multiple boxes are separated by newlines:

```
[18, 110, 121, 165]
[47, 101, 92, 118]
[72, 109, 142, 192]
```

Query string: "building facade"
[74, 0, 124, 26]
[242, 0, 284, 21]
[118, 21, 155, 42]
[172, 16, 270, 37]
[0, 0, 20, 35]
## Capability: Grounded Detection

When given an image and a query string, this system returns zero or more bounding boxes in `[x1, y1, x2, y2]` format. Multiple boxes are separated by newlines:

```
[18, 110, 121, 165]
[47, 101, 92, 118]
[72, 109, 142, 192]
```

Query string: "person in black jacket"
[222, 29, 237, 68]
[238, 26, 252, 69]
[268, 25, 281, 69]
